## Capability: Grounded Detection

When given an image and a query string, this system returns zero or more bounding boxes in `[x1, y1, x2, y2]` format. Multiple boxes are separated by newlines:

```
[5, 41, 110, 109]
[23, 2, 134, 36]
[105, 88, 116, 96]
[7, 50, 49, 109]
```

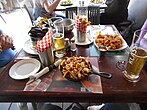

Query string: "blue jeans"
[0, 48, 15, 68]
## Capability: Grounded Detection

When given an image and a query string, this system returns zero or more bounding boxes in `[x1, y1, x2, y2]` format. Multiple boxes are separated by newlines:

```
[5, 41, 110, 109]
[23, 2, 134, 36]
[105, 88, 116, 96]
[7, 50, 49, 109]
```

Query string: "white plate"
[94, 34, 128, 51]
[75, 35, 93, 45]
[23, 39, 38, 55]
[9, 58, 41, 80]
[89, 2, 105, 6]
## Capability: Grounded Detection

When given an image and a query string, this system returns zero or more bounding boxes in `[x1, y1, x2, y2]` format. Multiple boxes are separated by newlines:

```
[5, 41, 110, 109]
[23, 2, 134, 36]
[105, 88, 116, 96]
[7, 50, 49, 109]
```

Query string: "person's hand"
[0, 33, 13, 51]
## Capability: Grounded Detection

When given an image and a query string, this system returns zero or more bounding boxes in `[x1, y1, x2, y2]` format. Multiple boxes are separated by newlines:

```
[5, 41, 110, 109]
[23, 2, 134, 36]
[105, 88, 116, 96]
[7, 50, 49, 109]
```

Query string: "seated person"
[126, 0, 147, 45]
[128, 0, 147, 31]
[0, 0, 13, 12]
[100, 0, 128, 26]
[0, 29, 15, 69]
[33, 0, 65, 20]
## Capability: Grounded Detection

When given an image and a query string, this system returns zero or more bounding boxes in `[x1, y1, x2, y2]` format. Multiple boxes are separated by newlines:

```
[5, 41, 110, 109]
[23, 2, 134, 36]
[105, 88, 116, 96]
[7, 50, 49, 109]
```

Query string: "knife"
[26, 59, 63, 85]
[26, 67, 49, 85]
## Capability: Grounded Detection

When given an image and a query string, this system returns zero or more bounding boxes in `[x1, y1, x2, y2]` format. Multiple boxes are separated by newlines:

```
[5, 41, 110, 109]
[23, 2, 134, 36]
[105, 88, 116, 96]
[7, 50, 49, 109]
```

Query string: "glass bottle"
[77, 0, 88, 19]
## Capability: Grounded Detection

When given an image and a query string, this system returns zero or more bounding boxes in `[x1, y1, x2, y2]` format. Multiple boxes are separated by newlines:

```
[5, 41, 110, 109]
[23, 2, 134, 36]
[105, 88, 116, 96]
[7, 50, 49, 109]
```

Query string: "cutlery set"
[26, 59, 62, 85]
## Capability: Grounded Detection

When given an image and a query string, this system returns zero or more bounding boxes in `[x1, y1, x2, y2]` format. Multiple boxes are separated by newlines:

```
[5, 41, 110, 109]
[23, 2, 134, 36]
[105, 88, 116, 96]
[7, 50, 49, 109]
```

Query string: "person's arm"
[141, 19, 147, 30]
[139, 19, 147, 39]
[0, 32, 13, 52]
[43, 0, 60, 13]
[0, 29, 2, 34]
[0, 30, 3, 52]
[0, 43, 2, 52]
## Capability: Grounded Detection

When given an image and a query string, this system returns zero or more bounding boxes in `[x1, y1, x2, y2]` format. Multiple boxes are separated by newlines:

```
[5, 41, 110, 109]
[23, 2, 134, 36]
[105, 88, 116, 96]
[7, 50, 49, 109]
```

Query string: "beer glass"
[52, 19, 65, 58]
[123, 30, 147, 82]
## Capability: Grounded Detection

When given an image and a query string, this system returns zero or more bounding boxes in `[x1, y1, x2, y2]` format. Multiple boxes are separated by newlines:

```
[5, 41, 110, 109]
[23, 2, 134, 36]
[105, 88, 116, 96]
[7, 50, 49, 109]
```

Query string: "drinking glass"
[52, 19, 65, 58]
[123, 30, 147, 82]
[98, 46, 107, 63]
[48, 17, 63, 29]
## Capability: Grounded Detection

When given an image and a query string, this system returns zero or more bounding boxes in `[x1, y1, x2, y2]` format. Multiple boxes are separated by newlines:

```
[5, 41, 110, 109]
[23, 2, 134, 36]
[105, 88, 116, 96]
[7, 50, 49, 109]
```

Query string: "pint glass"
[52, 19, 65, 58]
[123, 30, 147, 82]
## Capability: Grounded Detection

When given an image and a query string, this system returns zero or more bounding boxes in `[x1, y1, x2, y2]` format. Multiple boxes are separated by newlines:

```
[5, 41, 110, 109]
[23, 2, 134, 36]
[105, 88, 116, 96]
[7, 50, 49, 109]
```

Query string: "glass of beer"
[123, 30, 147, 82]
[52, 19, 65, 58]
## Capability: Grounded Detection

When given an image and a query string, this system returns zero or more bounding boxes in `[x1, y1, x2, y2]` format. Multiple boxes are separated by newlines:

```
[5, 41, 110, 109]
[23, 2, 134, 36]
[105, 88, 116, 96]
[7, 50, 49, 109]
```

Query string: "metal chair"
[23, 0, 34, 24]
[65, 6, 100, 25]
[65, 7, 77, 19]
[88, 6, 100, 25]
[0, 14, 6, 23]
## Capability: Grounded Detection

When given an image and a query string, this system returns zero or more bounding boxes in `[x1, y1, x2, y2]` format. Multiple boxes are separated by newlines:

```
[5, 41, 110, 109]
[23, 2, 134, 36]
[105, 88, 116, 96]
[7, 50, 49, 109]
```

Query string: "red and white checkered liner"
[36, 29, 52, 53]
[74, 15, 87, 33]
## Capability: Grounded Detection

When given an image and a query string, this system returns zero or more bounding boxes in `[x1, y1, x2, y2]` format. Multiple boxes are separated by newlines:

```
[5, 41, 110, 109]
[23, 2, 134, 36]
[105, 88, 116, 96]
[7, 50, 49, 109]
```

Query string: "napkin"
[74, 15, 90, 33]
[36, 29, 52, 53]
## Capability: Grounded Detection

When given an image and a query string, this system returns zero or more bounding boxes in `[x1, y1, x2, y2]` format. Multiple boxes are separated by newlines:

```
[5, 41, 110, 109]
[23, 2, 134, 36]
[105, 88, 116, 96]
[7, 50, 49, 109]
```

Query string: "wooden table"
[1, 25, 147, 103]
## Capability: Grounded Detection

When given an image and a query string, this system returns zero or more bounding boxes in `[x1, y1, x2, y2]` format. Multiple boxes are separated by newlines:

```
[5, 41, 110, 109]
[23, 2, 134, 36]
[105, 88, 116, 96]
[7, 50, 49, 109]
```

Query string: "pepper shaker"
[70, 38, 77, 51]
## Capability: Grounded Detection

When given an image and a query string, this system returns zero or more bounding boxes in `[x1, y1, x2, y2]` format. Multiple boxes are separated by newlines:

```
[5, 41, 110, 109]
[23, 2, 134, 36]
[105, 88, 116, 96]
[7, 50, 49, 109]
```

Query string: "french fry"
[32, 46, 36, 49]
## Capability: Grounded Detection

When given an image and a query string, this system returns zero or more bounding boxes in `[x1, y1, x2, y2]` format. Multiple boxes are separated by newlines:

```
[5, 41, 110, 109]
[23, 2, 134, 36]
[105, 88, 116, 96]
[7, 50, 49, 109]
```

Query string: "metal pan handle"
[92, 65, 112, 79]
[92, 71, 112, 79]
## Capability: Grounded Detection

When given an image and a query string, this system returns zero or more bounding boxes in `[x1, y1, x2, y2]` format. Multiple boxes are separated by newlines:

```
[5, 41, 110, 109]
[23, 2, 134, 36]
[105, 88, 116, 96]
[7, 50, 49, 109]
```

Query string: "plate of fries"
[59, 56, 112, 81]
[59, 56, 92, 81]
[94, 32, 128, 51]
[60, 0, 73, 6]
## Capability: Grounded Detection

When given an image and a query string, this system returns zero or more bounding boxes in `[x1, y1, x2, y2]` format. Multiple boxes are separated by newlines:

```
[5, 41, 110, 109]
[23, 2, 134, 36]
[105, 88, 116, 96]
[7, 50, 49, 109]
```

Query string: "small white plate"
[9, 58, 41, 80]
[23, 39, 38, 55]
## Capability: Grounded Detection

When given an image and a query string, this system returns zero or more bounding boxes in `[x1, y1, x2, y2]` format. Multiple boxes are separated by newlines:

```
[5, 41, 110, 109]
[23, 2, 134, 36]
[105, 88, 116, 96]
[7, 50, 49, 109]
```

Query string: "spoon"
[98, 45, 108, 51]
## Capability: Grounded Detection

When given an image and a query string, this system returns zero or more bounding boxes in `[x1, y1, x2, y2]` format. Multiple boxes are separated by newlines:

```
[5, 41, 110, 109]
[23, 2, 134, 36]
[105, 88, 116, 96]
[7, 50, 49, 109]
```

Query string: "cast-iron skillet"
[59, 58, 112, 81]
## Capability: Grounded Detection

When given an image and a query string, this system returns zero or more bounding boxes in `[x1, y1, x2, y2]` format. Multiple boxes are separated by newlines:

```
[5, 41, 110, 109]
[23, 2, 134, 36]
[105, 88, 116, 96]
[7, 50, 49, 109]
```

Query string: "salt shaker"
[70, 38, 77, 51]
[64, 38, 70, 51]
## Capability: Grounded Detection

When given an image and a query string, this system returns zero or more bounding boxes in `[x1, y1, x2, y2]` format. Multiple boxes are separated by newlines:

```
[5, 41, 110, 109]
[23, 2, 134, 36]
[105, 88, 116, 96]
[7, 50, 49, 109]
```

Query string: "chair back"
[65, 7, 77, 19]
[0, 14, 6, 23]
[88, 6, 100, 25]
[23, 0, 34, 24]
[65, 6, 100, 25]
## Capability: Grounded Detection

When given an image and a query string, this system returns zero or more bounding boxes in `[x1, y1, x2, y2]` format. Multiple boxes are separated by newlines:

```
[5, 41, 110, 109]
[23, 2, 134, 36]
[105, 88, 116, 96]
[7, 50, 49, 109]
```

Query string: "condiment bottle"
[70, 38, 77, 51]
